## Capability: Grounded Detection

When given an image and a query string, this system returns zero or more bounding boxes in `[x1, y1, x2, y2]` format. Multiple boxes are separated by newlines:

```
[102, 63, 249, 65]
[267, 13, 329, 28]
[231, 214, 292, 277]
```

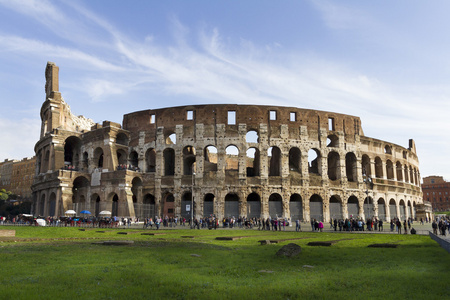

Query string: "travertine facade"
[32, 62, 424, 221]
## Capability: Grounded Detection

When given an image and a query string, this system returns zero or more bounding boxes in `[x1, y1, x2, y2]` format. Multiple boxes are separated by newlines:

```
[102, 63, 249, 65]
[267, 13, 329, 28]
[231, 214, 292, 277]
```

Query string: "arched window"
[129, 151, 139, 168]
[289, 147, 301, 173]
[166, 133, 176, 145]
[268, 146, 281, 176]
[375, 157, 383, 178]
[183, 146, 196, 175]
[396, 161, 403, 181]
[246, 147, 260, 177]
[327, 151, 340, 181]
[164, 148, 175, 175]
[94, 147, 104, 169]
[327, 134, 339, 147]
[225, 145, 239, 171]
[345, 152, 357, 182]
[308, 149, 321, 175]
[145, 148, 156, 172]
[246, 130, 259, 143]
[204, 146, 218, 172]
[386, 160, 394, 180]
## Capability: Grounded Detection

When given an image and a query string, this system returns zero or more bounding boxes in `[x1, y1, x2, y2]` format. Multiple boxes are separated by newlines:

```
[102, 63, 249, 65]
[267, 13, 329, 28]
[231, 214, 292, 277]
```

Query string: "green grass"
[0, 227, 449, 299]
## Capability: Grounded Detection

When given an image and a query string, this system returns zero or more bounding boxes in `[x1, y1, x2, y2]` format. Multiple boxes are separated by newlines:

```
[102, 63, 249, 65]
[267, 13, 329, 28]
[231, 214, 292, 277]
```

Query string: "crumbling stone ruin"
[31, 62, 423, 221]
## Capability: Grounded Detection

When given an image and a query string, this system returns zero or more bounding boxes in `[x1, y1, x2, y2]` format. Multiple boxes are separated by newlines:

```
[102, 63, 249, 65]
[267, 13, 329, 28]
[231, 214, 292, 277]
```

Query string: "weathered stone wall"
[32, 62, 423, 222]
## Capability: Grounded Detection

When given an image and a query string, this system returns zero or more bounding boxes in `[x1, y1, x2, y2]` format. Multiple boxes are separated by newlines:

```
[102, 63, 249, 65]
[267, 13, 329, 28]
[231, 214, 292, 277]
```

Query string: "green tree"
[0, 189, 10, 201]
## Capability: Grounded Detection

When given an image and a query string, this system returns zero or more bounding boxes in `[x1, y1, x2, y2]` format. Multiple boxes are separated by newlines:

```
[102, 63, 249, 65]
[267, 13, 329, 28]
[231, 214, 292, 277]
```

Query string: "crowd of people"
[0, 213, 449, 237]
[116, 164, 141, 172]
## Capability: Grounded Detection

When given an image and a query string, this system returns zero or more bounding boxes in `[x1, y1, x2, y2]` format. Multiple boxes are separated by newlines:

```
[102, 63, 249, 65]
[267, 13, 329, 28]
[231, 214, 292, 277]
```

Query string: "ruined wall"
[32, 63, 423, 222]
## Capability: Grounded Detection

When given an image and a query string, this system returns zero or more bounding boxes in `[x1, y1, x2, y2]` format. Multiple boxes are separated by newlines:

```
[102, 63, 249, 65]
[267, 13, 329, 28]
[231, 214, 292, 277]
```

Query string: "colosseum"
[31, 62, 427, 222]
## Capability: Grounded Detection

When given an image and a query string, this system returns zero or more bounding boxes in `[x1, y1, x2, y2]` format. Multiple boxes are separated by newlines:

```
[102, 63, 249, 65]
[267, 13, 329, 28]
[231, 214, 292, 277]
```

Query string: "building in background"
[0, 159, 18, 192]
[422, 176, 450, 212]
[32, 62, 425, 221]
[10, 156, 36, 202]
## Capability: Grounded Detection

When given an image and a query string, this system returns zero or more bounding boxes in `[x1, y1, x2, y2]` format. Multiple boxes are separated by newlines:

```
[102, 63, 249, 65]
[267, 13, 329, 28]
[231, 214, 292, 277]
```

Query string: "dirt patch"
[307, 238, 355, 247]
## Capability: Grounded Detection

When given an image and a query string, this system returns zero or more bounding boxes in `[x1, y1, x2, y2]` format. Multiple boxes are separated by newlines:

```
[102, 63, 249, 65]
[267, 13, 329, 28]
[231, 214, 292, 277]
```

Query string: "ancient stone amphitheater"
[32, 62, 425, 222]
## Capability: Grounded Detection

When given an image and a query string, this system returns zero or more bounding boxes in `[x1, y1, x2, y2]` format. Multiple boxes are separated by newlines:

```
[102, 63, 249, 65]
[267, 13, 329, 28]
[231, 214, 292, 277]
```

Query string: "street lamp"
[191, 172, 195, 229]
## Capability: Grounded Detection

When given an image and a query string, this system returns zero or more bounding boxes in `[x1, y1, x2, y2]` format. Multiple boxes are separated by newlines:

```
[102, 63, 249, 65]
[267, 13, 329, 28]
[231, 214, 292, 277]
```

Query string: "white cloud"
[0, 118, 40, 160]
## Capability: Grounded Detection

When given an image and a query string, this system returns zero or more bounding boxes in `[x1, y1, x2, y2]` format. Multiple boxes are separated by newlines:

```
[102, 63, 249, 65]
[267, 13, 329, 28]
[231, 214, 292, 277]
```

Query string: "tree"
[0, 189, 10, 201]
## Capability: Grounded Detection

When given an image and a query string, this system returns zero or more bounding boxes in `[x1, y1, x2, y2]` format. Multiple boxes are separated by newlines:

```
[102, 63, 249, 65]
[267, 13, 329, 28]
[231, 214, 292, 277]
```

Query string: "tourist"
[318, 221, 324, 232]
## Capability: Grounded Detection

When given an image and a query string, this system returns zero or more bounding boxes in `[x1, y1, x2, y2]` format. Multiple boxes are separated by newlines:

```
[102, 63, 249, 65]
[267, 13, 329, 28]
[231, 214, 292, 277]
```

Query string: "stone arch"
[308, 149, 321, 175]
[363, 196, 374, 219]
[91, 193, 101, 217]
[246, 147, 260, 177]
[64, 136, 82, 169]
[269, 193, 283, 218]
[48, 192, 57, 217]
[162, 192, 175, 218]
[396, 161, 403, 181]
[116, 149, 127, 166]
[246, 130, 259, 143]
[39, 193, 46, 216]
[377, 198, 386, 220]
[386, 160, 394, 180]
[82, 151, 89, 171]
[111, 193, 119, 216]
[43, 150, 50, 173]
[225, 145, 239, 171]
[183, 146, 196, 175]
[375, 157, 383, 178]
[407, 200, 413, 219]
[329, 195, 342, 220]
[129, 151, 139, 168]
[204, 145, 218, 172]
[327, 134, 339, 147]
[268, 146, 281, 176]
[289, 147, 301, 173]
[384, 145, 392, 154]
[93, 147, 104, 169]
[163, 148, 175, 176]
[181, 191, 192, 219]
[362, 155, 371, 178]
[224, 193, 239, 217]
[289, 194, 303, 221]
[247, 192, 261, 218]
[203, 193, 215, 217]
[72, 176, 90, 213]
[131, 177, 143, 216]
[345, 152, 357, 182]
[327, 151, 340, 181]
[409, 166, 414, 184]
[414, 168, 419, 185]
[389, 199, 397, 219]
[145, 148, 156, 172]
[309, 194, 323, 221]
[399, 199, 406, 220]
[142, 194, 156, 219]
[347, 195, 359, 218]
[166, 133, 176, 145]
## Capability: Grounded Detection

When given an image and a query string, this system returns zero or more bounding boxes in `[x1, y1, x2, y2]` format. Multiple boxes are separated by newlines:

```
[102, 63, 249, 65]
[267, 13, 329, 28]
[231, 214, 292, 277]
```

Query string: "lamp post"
[191, 172, 195, 229]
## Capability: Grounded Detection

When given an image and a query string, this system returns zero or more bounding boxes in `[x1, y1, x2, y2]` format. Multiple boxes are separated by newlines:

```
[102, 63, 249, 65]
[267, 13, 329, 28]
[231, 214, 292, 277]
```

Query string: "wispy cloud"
[0, 0, 448, 178]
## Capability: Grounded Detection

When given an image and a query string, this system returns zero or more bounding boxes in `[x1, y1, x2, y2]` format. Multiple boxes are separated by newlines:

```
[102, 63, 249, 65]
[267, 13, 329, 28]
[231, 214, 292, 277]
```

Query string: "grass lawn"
[0, 227, 449, 299]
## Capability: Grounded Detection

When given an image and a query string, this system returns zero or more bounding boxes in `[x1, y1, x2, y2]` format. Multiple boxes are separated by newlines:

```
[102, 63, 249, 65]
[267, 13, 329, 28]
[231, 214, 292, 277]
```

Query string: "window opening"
[269, 110, 277, 121]
[228, 111, 236, 125]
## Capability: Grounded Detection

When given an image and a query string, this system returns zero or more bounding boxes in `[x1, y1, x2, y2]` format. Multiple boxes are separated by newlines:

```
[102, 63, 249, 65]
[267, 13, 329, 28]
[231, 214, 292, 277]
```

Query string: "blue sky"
[0, 0, 449, 181]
